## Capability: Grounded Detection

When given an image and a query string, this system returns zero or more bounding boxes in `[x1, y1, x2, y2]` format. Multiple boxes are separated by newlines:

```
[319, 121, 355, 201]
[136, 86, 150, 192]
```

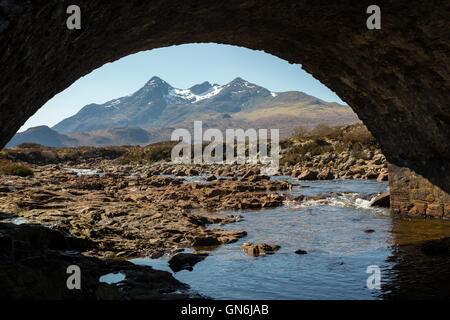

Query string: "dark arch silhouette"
[0, 0, 448, 192]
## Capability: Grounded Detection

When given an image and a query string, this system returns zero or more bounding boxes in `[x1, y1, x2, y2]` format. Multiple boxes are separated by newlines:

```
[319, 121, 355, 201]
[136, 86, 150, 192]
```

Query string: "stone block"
[444, 205, 450, 218]
[426, 204, 444, 218]
[409, 202, 427, 215]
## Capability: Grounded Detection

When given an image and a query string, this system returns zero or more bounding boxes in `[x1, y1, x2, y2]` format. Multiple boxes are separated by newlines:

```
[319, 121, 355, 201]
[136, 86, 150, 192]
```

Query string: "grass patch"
[117, 141, 178, 164]
[280, 140, 333, 165]
[0, 160, 34, 177]
[1, 144, 129, 165]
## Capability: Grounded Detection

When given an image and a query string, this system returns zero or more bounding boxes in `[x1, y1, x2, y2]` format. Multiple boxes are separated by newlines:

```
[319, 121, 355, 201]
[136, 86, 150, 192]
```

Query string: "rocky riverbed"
[0, 152, 390, 299]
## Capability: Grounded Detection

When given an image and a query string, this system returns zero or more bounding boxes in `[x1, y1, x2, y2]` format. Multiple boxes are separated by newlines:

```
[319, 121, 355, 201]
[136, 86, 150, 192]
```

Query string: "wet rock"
[305, 195, 328, 201]
[294, 249, 307, 254]
[241, 242, 280, 257]
[205, 174, 217, 181]
[364, 229, 375, 233]
[287, 195, 305, 202]
[190, 235, 221, 247]
[371, 192, 390, 208]
[168, 252, 209, 272]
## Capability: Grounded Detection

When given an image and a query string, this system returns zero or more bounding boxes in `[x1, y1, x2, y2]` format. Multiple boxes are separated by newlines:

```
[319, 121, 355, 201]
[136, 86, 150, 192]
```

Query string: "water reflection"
[379, 217, 450, 299]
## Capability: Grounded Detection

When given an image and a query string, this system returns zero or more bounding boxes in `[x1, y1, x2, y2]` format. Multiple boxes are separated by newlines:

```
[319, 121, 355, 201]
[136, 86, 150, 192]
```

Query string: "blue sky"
[20, 43, 346, 132]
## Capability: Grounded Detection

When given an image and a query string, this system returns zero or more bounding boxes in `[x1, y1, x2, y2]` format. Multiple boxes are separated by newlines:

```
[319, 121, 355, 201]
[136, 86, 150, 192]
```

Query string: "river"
[115, 177, 450, 299]
[37, 170, 450, 299]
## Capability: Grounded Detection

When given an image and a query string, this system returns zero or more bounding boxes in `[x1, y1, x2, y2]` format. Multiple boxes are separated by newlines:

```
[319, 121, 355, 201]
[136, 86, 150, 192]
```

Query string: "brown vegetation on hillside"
[0, 159, 34, 177]
[280, 123, 379, 165]
[0, 143, 129, 165]
[117, 141, 178, 164]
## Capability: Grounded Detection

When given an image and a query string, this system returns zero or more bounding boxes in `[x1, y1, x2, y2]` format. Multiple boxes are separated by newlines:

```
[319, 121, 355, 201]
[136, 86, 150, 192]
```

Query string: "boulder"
[241, 242, 280, 257]
[362, 171, 379, 179]
[296, 169, 318, 180]
[287, 195, 305, 202]
[190, 235, 221, 247]
[186, 168, 199, 176]
[371, 192, 390, 208]
[372, 154, 385, 165]
[168, 252, 209, 272]
[317, 169, 334, 180]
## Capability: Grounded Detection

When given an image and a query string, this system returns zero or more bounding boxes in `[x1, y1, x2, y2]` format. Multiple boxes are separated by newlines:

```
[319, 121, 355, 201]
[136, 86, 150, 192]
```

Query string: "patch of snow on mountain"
[172, 88, 196, 101]
[104, 99, 121, 108]
[270, 92, 278, 97]
[194, 85, 223, 102]
[165, 85, 223, 103]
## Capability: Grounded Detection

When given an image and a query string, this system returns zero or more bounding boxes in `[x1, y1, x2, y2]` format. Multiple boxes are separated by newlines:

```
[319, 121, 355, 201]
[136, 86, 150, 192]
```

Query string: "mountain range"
[6, 77, 360, 148]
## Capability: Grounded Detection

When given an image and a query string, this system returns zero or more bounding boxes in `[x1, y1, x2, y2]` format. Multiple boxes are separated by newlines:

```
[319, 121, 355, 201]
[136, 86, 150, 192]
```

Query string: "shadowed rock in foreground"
[169, 252, 209, 272]
[0, 223, 198, 299]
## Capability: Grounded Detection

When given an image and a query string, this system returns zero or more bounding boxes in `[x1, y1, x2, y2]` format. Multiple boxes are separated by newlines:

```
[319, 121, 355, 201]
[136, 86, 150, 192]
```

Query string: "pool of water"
[63, 168, 106, 176]
[130, 178, 450, 299]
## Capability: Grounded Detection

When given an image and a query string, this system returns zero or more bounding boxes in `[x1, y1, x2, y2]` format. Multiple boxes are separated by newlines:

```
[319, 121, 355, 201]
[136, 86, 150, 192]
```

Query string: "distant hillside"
[6, 126, 78, 148]
[6, 126, 169, 148]
[7, 76, 361, 147]
[67, 127, 159, 147]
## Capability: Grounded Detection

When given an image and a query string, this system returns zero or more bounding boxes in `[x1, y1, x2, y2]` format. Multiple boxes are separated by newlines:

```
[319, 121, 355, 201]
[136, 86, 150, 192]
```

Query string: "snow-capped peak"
[145, 76, 170, 87]
[226, 77, 257, 89]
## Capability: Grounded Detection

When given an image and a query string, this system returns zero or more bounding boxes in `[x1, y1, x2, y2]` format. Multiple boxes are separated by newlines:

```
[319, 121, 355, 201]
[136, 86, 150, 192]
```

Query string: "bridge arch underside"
[0, 0, 449, 199]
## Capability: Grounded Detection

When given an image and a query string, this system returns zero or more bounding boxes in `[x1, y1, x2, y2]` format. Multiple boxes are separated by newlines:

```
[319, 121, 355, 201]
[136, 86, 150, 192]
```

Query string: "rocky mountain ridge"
[7, 77, 360, 147]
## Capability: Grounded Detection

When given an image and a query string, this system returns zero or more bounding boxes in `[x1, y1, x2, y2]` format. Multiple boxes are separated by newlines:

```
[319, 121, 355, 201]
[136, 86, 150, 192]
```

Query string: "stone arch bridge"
[0, 0, 448, 217]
